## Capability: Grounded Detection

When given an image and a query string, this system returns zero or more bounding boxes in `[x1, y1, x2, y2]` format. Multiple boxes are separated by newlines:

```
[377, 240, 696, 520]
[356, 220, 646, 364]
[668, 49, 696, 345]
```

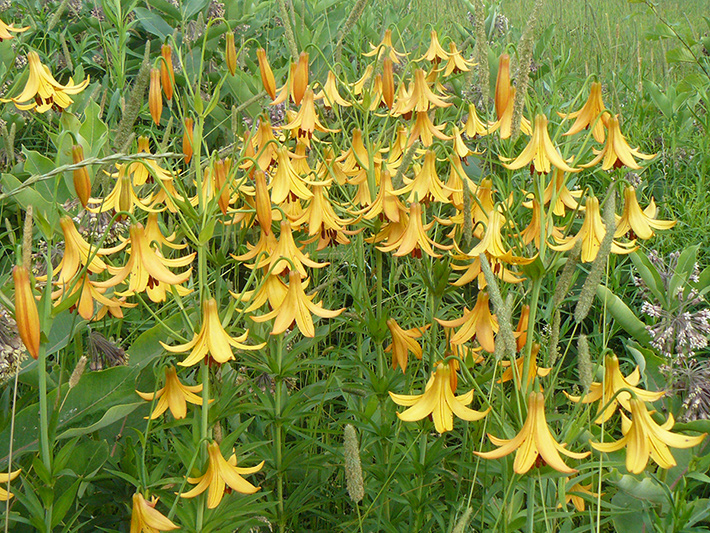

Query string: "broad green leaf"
[184, 0, 211, 19]
[630, 251, 666, 306]
[79, 101, 109, 156]
[57, 401, 144, 439]
[51, 479, 81, 529]
[596, 285, 651, 345]
[666, 47, 695, 64]
[669, 244, 698, 298]
[133, 7, 174, 39]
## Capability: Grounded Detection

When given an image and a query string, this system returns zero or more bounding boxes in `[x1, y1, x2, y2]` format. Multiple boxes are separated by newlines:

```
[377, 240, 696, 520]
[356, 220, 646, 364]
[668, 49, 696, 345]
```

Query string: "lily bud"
[213, 159, 230, 215]
[160, 44, 174, 101]
[494, 53, 511, 119]
[71, 144, 91, 207]
[118, 171, 133, 214]
[256, 48, 276, 100]
[225, 32, 237, 76]
[12, 265, 40, 359]
[149, 68, 162, 125]
[292, 52, 309, 106]
[183, 117, 194, 164]
[254, 171, 272, 234]
[382, 57, 394, 110]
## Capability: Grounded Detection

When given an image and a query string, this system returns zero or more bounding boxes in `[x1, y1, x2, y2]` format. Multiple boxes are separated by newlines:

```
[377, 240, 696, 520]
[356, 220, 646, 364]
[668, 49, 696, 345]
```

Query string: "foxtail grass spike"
[553, 241, 581, 309]
[575, 188, 616, 324]
[343, 424, 364, 504]
[479, 254, 515, 360]
[69, 356, 87, 389]
[511, 0, 541, 140]
[22, 206, 33, 271]
[335, 0, 370, 69]
[549, 309, 561, 366]
[392, 141, 418, 189]
[277, 0, 299, 61]
[452, 507, 473, 533]
[60, 34, 73, 72]
[47, 0, 70, 31]
[114, 41, 152, 151]
[1, 122, 16, 167]
[577, 334, 592, 390]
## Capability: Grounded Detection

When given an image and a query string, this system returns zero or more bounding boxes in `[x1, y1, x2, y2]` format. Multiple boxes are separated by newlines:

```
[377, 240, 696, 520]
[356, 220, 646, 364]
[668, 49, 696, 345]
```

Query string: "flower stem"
[274, 333, 286, 533]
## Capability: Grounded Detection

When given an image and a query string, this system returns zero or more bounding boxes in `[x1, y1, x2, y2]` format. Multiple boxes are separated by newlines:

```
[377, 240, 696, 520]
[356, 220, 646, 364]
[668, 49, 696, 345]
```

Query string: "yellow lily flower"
[94, 223, 194, 297]
[362, 28, 407, 64]
[136, 366, 203, 419]
[251, 271, 344, 337]
[523, 168, 583, 217]
[293, 182, 358, 250]
[253, 220, 328, 277]
[440, 42, 475, 76]
[389, 361, 489, 433]
[87, 166, 156, 215]
[377, 201, 452, 258]
[581, 115, 656, 170]
[0, 18, 29, 41]
[282, 88, 338, 147]
[181, 441, 264, 509]
[50, 273, 133, 321]
[359, 169, 408, 224]
[130, 493, 178, 532]
[550, 196, 637, 262]
[436, 291, 498, 351]
[385, 318, 429, 372]
[124, 136, 174, 187]
[13, 265, 39, 360]
[615, 186, 676, 240]
[393, 68, 450, 116]
[315, 70, 352, 108]
[163, 299, 263, 366]
[502, 114, 577, 174]
[417, 30, 449, 63]
[407, 110, 453, 147]
[560, 479, 601, 512]
[591, 399, 706, 474]
[451, 253, 525, 288]
[475, 392, 590, 474]
[2, 51, 89, 112]
[565, 353, 665, 423]
[560, 81, 609, 143]
[0, 468, 21, 501]
[236, 273, 291, 314]
[499, 344, 551, 390]
[270, 146, 317, 204]
[394, 150, 452, 204]
[463, 103, 488, 138]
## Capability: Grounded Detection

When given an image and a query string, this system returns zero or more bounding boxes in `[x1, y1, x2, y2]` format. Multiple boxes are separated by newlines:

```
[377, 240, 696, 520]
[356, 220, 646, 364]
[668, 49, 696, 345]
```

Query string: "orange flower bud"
[149, 68, 162, 125]
[183, 117, 194, 164]
[256, 48, 276, 100]
[292, 52, 309, 106]
[382, 57, 394, 110]
[160, 44, 174, 101]
[226, 32, 237, 76]
[71, 144, 91, 207]
[494, 54, 511, 120]
[254, 171, 272, 234]
[12, 265, 40, 359]
[213, 159, 230, 215]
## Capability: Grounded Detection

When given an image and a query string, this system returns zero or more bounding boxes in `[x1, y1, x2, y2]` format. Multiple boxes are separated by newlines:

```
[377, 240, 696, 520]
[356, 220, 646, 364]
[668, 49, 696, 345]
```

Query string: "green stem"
[520, 277, 542, 396]
[274, 334, 285, 533]
[413, 431, 427, 530]
[37, 343, 51, 472]
[196, 360, 210, 530]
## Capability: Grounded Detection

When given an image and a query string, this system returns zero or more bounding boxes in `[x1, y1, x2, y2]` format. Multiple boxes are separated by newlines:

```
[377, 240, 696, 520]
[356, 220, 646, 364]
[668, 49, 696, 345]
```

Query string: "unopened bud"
[71, 145, 91, 207]
[213, 159, 230, 215]
[254, 171, 272, 234]
[256, 48, 276, 100]
[160, 44, 174, 101]
[494, 53, 511, 119]
[292, 52, 309, 106]
[225, 32, 237, 76]
[183, 117, 194, 164]
[149, 68, 162, 125]
[382, 57, 394, 110]
[12, 265, 39, 359]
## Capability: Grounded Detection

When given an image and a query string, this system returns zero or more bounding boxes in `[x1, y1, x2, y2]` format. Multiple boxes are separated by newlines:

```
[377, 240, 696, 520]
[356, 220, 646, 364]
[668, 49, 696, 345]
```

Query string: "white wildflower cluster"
[664, 359, 710, 421]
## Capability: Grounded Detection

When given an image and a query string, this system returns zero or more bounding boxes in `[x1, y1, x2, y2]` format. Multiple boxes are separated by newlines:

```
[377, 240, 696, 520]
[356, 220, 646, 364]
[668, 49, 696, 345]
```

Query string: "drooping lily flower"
[417, 30, 450, 64]
[565, 353, 665, 423]
[591, 398, 706, 474]
[581, 115, 655, 170]
[501, 114, 578, 174]
[87, 166, 156, 215]
[251, 270, 344, 337]
[389, 361, 489, 433]
[498, 344, 551, 390]
[164, 298, 263, 366]
[463, 103, 488, 138]
[0, 18, 29, 41]
[130, 493, 178, 532]
[0, 468, 22, 501]
[394, 150, 452, 204]
[256, 48, 277, 100]
[136, 366, 203, 419]
[315, 70, 351, 108]
[362, 28, 407, 64]
[560, 81, 609, 143]
[385, 318, 429, 372]
[436, 291, 498, 350]
[377, 201, 452, 258]
[2, 51, 89, 112]
[407, 110, 453, 147]
[181, 441, 264, 509]
[487, 86, 532, 139]
[614, 186, 676, 240]
[440, 42, 475, 76]
[475, 392, 590, 474]
[393, 69, 450, 116]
